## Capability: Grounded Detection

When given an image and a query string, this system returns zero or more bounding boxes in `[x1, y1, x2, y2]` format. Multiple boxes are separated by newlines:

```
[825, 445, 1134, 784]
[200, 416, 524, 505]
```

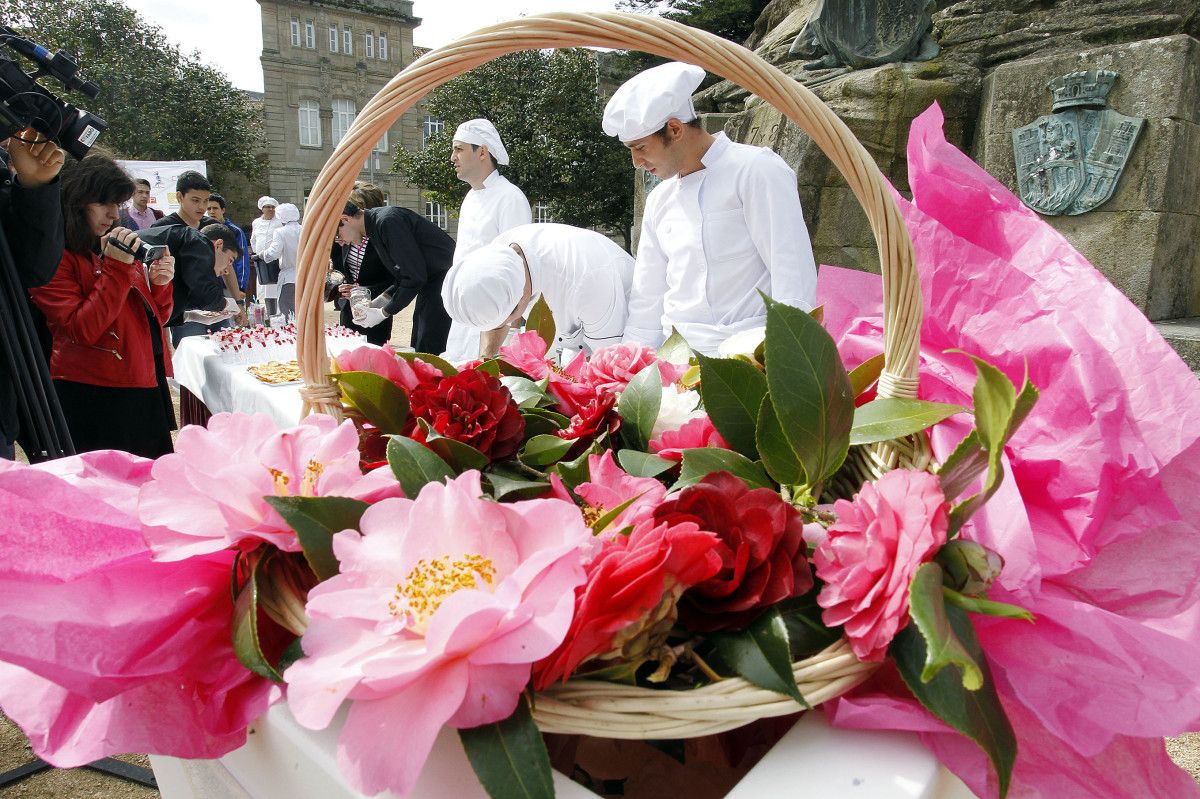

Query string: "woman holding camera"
[30, 151, 178, 458]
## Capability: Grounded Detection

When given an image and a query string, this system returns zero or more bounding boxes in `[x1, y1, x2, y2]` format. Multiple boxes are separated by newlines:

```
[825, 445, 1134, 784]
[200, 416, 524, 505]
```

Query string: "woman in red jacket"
[31, 152, 178, 458]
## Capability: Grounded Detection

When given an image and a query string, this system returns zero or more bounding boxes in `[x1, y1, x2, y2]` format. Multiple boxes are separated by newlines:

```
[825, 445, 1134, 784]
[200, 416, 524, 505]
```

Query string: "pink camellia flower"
[333, 344, 442, 392]
[498, 331, 593, 414]
[585, 343, 687, 395]
[573, 450, 667, 531]
[532, 514, 721, 690]
[139, 413, 402, 561]
[813, 469, 949, 662]
[284, 471, 593, 797]
[649, 416, 730, 462]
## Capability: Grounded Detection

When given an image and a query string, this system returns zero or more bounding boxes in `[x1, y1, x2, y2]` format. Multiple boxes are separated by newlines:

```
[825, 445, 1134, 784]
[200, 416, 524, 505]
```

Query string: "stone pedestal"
[975, 34, 1200, 320]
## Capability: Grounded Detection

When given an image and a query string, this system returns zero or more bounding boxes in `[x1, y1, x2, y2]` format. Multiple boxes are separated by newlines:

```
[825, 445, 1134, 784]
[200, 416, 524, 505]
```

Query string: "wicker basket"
[293, 11, 926, 739]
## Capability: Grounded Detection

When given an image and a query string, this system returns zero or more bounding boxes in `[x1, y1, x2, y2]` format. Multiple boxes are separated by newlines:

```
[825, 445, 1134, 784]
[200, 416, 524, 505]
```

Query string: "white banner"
[116, 159, 208, 214]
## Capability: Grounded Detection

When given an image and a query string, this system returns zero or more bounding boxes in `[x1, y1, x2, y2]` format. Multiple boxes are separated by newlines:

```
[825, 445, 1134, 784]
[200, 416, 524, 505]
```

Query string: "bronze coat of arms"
[1012, 69, 1144, 216]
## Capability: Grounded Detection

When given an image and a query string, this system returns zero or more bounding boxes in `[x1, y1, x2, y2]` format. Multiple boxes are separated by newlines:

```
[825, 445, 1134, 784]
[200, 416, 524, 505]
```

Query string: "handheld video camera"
[0, 25, 106, 160]
[107, 236, 166, 265]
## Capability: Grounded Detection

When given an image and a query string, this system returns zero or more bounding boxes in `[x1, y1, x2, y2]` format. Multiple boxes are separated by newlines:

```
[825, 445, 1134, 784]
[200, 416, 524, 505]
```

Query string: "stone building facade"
[256, 0, 439, 224]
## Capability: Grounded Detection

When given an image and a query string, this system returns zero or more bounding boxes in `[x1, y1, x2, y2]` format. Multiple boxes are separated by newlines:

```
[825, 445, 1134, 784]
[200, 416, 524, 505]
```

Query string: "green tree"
[612, 0, 771, 76]
[395, 50, 634, 248]
[0, 0, 264, 176]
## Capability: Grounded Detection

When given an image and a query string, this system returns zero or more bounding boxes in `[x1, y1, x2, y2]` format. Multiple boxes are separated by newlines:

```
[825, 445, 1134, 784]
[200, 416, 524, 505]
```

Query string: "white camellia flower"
[650, 386, 705, 440]
[716, 326, 766, 360]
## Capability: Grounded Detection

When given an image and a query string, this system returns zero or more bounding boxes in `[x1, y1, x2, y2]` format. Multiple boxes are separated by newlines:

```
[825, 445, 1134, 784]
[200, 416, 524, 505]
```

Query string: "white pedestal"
[152, 704, 976, 798]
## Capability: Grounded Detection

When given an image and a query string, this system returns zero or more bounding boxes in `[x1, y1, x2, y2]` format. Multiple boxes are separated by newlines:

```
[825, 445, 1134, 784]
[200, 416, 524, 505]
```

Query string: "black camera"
[107, 236, 166, 264]
[0, 25, 106, 160]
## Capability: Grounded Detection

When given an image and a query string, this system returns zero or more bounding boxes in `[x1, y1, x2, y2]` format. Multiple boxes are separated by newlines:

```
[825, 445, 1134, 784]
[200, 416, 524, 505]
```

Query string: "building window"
[304, 19, 315, 49]
[290, 18, 300, 47]
[298, 100, 321, 147]
[533, 201, 554, 223]
[424, 198, 448, 230]
[422, 115, 443, 148]
[332, 98, 356, 146]
[365, 31, 374, 59]
[328, 24, 338, 53]
[343, 26, 353, 56]
[374, 131, 389, 154]
[378, 33, 388, 61]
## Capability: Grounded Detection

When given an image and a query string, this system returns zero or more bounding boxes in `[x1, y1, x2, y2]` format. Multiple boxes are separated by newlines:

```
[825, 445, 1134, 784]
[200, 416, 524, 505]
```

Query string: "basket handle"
[295, 11, 922, 418]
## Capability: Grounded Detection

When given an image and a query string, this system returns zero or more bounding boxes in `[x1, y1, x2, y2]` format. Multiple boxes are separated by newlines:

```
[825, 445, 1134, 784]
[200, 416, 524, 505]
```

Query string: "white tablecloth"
[151, 704, 976, 799]
[172, 336, 365, 429]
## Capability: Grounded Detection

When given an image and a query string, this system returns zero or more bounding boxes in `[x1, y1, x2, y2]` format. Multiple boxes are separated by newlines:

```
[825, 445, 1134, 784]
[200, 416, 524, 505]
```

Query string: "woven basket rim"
[291, 10, 921, 738]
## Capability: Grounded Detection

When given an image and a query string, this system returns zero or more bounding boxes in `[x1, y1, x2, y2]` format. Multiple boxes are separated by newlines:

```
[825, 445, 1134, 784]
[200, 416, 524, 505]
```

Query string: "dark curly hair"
[60, 148, 134, 255]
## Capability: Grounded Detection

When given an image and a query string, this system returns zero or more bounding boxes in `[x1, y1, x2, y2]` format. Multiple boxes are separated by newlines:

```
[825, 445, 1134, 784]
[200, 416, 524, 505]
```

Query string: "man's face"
[261, 205, 276, 220]
[450, 141, 489, 184]
[178, 188, 210, 227]
[132, 184, 151, 210]
[211, 241, 236, 276]
[624, 128, 684, 179]
[206, 200, 225, 222]
[339, 213, 365, 245]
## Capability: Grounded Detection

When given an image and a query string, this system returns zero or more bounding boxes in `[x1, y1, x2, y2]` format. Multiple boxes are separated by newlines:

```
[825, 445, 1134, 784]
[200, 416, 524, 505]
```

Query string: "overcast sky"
[120, 0, 626, 93]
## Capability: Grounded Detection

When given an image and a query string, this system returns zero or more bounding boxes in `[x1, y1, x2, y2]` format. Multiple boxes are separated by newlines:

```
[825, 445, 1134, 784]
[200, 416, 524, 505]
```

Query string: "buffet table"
[171, 335, 368, 428]
[150, 705, 975, 799]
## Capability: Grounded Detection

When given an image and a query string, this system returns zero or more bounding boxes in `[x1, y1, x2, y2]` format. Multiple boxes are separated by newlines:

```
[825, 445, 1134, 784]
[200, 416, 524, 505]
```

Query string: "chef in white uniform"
[250, 195, 284, 315]
[602, 62, 817, 355]
[442, 223, 634, 358]
[441, 118, 532, 362]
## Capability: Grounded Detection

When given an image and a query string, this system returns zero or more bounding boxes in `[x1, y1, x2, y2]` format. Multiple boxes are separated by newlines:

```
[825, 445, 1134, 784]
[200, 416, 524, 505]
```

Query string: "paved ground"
[4, 303, 1200, 796]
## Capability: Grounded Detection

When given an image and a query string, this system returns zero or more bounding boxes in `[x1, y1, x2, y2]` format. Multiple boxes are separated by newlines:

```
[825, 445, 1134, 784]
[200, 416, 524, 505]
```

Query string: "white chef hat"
[602, 62, 706, 143]
[275, 203, 300, 224]
[441, 243, 525, 330]
[257, 196, 278, 209]
[452, 118, 510, 166]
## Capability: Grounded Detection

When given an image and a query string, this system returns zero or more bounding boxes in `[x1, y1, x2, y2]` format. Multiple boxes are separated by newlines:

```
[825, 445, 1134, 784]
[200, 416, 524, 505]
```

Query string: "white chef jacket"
[503, 223, 634, 355]
[262, 221, 302, 286]
[443, 170, 532, 361]
[250, 216, 283, 258]
[624, 132, 817, 355]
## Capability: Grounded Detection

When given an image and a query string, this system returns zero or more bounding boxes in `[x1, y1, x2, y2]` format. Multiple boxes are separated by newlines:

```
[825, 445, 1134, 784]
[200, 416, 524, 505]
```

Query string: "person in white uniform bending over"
[442, 223, 634, 359]
[441, 118, 532, 362]
[602, 61, 817, 355]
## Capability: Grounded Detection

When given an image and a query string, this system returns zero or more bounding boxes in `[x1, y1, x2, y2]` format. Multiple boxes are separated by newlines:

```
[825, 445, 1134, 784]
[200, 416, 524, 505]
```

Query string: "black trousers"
[410, 277, 451, 355]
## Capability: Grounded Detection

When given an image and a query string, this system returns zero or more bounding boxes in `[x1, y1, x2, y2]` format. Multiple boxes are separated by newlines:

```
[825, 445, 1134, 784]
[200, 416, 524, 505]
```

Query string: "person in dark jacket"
[338, 202, 454, 354]
[0, 131, 66, 460]
[30, 151, 177, 459]
[331, 182, 392, 344]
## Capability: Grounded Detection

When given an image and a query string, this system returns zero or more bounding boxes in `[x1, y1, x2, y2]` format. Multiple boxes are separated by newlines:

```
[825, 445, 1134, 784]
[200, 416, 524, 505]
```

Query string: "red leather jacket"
[31, 249, 174, 388]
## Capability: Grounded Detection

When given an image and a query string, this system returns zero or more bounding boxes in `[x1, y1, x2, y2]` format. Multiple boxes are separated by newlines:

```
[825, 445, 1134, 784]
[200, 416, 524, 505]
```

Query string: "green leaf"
[943, 588, 1035, 622]
[523, 406, 570, 428]
[892, 592, 1017, 798]
[617, 363, 662, 451]
[415, 419, 489, 471]
[231, 550, 284, 682]
[763, 299, 854, 488]
[849, 398, 967, 446]
[386, 435, 455, 497]
[486, 472, 552, 501]
[495, 359, 534, 379]
[676, 448, 773, 491]
[936, 539, 1004, 596]
[475, 359, 502, 377]
[617, 449, 674, 478]
[520, 413, 560, 439]
[262, 496, 368, 582]
[501, 375, 550, 409]
[459, 695, 554, 799]
[657, 326, 691, 365]
[756, 394, 804, 486]
[525, 294, 556, 351]
[396, 350, 457, 376]
[847, 353, 886, 397]
[550, 443, 596, 489]
[696, 353, 768, 460]
[590, 492, 645, 535]
[331, 371, 410, 435]
[935, 430, 989, 502]
[905, 563, 983, 690]
[709, 608, 807, 706]
[775, 591, 841, 660]
[520, 434, 574, 467]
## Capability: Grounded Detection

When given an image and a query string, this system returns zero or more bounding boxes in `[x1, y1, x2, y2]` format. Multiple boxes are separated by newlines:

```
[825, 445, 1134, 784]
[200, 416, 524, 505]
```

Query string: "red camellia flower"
[406, 369, 525, 461]
[556, 390, 621, 457]
[532, 515, 721, 689]
[656, 471, 813, 631]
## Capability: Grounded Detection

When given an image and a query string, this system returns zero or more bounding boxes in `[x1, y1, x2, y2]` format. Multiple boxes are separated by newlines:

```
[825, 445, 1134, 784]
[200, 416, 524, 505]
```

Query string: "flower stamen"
[390, 554, 497, 633]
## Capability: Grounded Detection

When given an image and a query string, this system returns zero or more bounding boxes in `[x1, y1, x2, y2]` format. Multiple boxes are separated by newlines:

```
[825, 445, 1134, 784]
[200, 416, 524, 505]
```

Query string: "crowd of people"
[1, 60, 819, 463]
